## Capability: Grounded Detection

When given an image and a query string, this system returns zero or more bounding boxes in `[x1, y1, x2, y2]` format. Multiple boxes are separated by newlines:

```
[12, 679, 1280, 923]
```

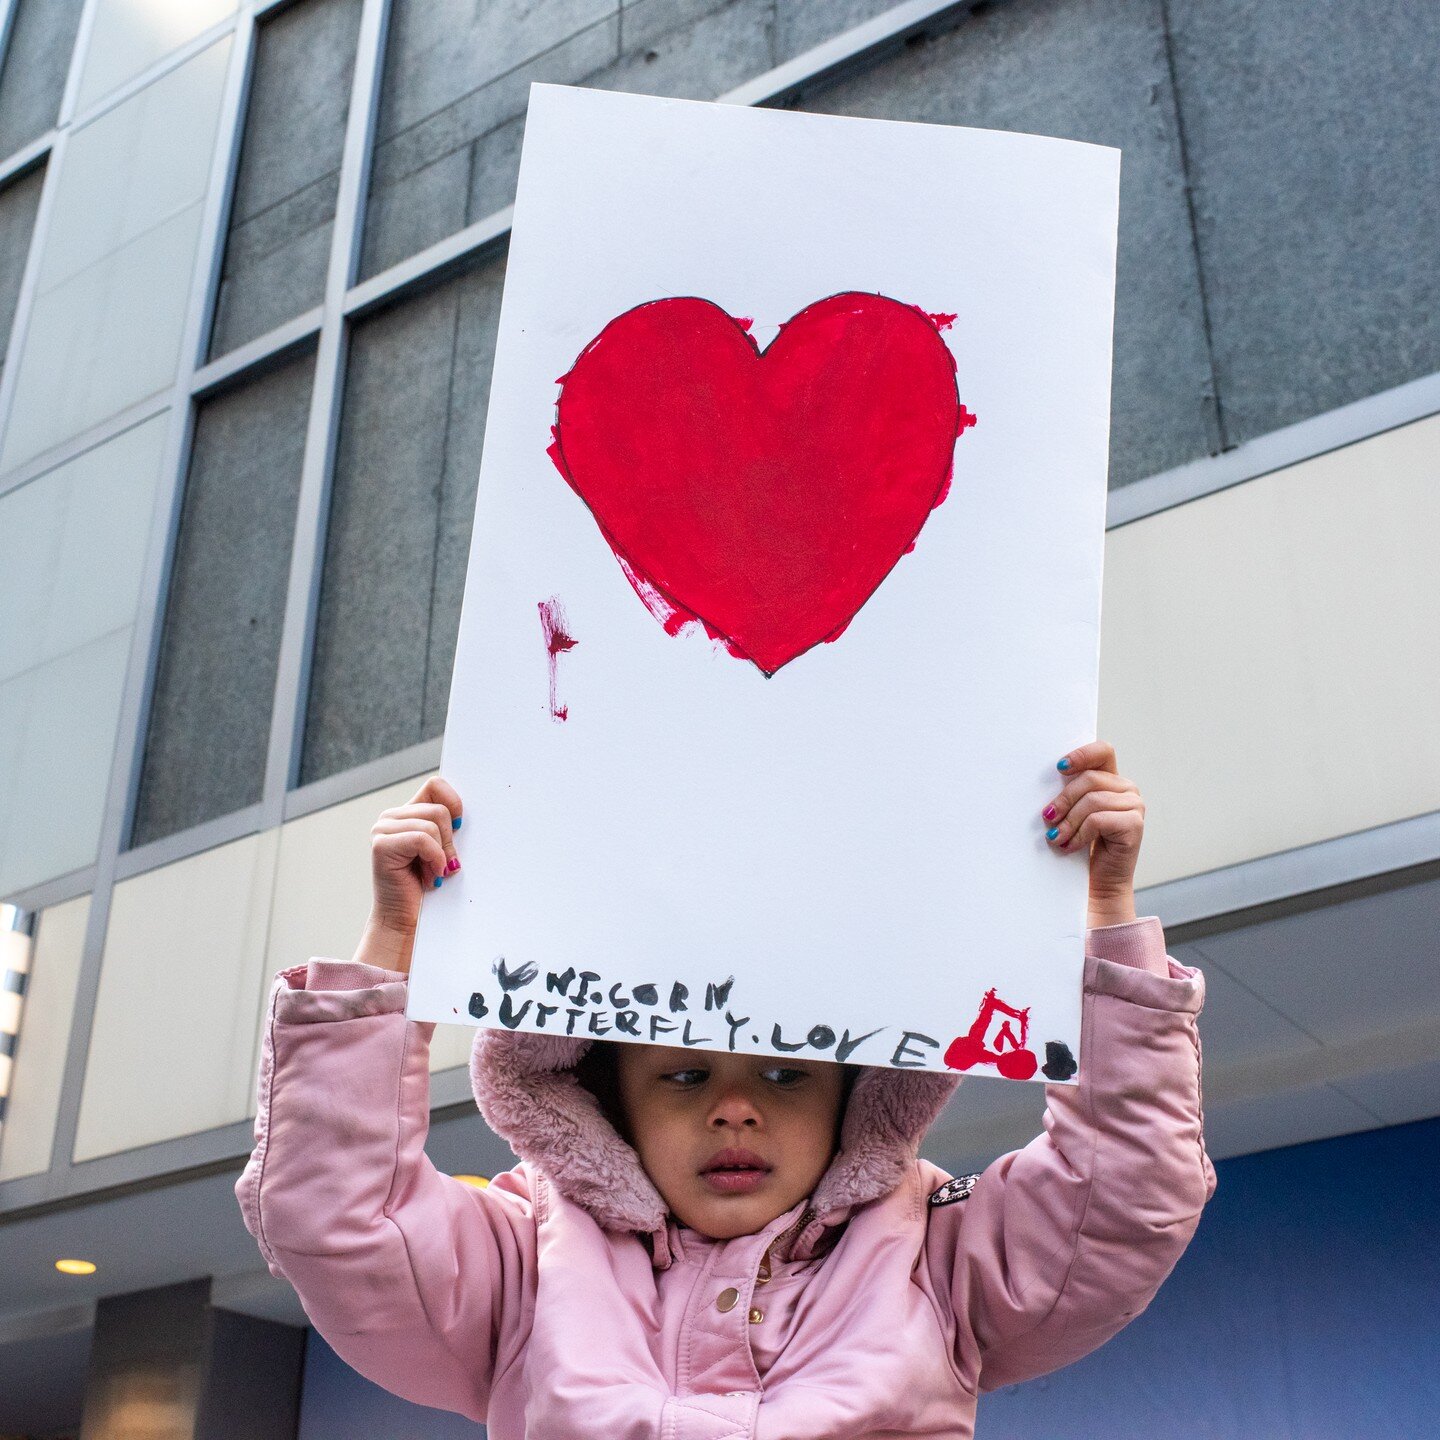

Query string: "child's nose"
[708, 1089, 762, 1128]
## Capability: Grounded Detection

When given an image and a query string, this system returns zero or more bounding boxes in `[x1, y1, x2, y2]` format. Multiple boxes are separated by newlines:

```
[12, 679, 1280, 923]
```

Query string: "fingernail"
[452, 815, 463, 830]
[1056, 758, 1071, 771]
[433, 876, 444, 888]
[447, 856, 460, 873]
[1046, 827, 1060, 842]
[1043, 805, 1058, 821]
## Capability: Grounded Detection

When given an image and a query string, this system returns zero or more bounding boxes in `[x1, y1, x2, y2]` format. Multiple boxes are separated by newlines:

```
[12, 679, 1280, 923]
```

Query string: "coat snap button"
[716, 1287, 740, 1313]
[749, 1308, 764, 1324]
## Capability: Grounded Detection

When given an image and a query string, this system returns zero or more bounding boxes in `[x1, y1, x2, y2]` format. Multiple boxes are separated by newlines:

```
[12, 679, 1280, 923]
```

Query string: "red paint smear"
[549, 292, 973, 675]
[957, 404, 978, 434]
[735, 316, 754, 332]
[926, 311, 957, 332]
[943, 989, 1039, 1081]
[537, 596, 577, 722]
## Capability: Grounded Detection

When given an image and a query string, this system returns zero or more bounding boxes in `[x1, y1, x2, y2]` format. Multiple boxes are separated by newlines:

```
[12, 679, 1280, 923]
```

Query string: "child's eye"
[662, 1068, 708, 1087]
[762, 1067, 809, 1087]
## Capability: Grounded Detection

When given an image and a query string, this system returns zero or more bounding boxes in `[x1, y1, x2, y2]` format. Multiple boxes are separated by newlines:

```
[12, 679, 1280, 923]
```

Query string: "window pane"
[0, 894, 89, 1182]
[131, 348, 315, 846]
[74, 0, 236, 114]
[300, 253, 504, 784]
[207, 0, 363, 359]
[0, 162, 46, 390]
[0, 37, 232, 473]
[0, 0, 86, 159]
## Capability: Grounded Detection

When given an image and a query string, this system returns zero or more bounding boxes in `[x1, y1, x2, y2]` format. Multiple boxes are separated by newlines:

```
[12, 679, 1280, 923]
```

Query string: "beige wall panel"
[74, 831, 278, 1161]
[1101, 414, 1440, 887]
[258, 774, 471, 1096]
[0, 895, 91, 1180]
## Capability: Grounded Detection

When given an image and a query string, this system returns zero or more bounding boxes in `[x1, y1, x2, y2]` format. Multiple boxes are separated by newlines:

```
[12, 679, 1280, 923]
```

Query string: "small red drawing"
[537, 596, 577, 721]
[944, 989, 1039, 1080]
[547, 293, 975, 676]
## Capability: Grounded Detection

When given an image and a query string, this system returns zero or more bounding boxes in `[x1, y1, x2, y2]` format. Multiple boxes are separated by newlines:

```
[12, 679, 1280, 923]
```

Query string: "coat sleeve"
[924, 917, 1216, 1390]
[234, 959, 536, 1421]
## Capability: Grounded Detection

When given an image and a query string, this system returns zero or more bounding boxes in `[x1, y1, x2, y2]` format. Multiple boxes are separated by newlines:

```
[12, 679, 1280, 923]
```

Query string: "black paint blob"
[468, 992, 489, 1019]
[1042, 1040, 1077, 1081]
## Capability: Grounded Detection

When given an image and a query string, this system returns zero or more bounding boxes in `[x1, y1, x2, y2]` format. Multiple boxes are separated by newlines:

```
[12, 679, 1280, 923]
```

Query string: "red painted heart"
[548, 292, 972, 675]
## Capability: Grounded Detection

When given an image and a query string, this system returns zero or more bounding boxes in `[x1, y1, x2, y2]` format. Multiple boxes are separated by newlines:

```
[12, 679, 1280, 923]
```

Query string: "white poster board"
[406, 84, 1120, 1082]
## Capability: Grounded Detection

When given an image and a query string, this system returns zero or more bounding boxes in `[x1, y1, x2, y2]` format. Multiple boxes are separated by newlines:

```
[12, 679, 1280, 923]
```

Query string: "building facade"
[0, 0, 1436, 1434]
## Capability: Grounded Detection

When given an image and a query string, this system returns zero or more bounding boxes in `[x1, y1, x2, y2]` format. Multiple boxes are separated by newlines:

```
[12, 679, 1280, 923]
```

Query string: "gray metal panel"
[773, 0, 905, 62]
[799, 0, 1217, 487]
[208, 0, 364, 359]
[360, 7, 619, 279]
[301, 254, 504, 781]
[131, 349, 316, 847]
[0, 157, 43, 372]
[1166, 0, 1440, 445]
[0, 0, 85, 160]
[594, 0, 773, 98]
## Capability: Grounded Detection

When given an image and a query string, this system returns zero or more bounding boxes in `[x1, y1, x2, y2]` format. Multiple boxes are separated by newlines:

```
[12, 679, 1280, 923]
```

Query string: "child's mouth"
[700, 1149, 772, 1195]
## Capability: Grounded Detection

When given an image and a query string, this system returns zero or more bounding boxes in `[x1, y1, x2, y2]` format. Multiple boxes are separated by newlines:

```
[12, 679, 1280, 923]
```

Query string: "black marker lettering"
[836, 1027, 884, 1063]
[587, 1010, 612, 1036]
[467, 992, 488, 1019]
[498, 994, 532, 1030]
[705, 978, 735, 1012]
[669, 981, 690, 1013]
[891, 1031, 939, 1068]
[770, 1022, 807, 1053]
[546, 967, 576, 996]
[615, 1010, 641, 1036]
[534, 1003, 558, 1029]
[633, 983, 659, 1007]
[608, 982, 630, 1009]
[573, 971, 602, 1004]
[682, 1020, 713, 1047]
[649, 1015, 679, 1042]
[564, 1007, 585, 1035]
[494, 957, 538, 992]
[724, 1011, 749, 1051]
[807, 1025, 836, 1051]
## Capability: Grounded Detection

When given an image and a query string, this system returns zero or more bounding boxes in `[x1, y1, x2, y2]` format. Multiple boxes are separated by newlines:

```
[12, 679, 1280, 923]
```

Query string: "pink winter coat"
[237, 916, 1214, 1438]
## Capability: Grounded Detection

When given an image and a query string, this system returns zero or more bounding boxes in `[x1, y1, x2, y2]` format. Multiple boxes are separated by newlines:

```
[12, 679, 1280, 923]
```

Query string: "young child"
[237, 741, 1213, 1438]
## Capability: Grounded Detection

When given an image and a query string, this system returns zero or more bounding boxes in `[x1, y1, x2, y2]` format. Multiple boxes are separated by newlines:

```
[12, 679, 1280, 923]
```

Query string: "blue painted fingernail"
[1056, 758, 1071, 771]
[1046, 827, 1060, 841]
[433, 876, 443, 888]
[452, 815, 463, 829]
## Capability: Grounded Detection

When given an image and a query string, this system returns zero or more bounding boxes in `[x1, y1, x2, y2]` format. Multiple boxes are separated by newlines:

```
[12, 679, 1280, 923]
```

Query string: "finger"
[407, 775, 465, 833]
[1046, 791, 1144, 847]
[1042, 770, 1136, 823]
[1064, 808, 1145, 855]
[372, 828, 448, 882]
[382, 803, 461, 874]
[1055, 740, 1118, 776]
[372, 817, 453, 882]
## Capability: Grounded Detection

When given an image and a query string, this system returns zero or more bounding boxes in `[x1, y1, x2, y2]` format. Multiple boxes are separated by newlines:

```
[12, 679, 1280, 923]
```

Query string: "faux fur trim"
[811, 1067, 960, 1217]
[470, 1033, 961, 1243]
[470, 1032, 667, 1235]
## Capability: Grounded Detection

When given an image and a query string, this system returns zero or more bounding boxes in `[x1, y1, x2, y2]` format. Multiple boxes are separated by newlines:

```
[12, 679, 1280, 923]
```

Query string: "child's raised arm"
[924, 743, 1216, 1389]
[235, 778, 536, 1420]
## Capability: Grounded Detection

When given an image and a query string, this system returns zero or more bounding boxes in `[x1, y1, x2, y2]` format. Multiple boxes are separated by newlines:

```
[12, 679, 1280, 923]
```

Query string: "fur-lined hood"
[470, 1031, 959, 1266]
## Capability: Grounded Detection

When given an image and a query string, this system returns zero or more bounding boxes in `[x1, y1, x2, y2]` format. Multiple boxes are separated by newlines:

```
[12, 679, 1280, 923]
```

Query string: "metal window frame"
[0, 0, 1437, 1215]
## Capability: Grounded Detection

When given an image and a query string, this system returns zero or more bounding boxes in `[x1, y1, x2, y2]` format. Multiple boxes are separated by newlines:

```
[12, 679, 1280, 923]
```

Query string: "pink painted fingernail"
[1043, 805, 1058, 822]
[447, 856, 461, 873]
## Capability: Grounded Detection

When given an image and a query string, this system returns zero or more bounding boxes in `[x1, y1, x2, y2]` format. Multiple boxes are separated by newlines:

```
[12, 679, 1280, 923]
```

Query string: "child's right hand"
[360, 776, 464, 973]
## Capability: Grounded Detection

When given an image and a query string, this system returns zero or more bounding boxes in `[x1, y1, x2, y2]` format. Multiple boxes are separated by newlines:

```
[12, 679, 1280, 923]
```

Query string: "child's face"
[615, 1045, 846, 1240]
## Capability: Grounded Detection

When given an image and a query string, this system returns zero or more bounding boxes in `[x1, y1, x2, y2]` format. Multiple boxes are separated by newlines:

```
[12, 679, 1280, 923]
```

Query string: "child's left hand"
[1043, 740, 1144, 928]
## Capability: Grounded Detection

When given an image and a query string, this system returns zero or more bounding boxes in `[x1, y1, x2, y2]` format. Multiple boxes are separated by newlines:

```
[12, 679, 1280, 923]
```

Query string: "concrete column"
[79, 1279, 303, 1440]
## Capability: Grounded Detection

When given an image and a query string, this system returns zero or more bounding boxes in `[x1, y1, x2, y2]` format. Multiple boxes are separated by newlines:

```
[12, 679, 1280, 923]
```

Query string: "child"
[237, 741, 1213, 1438]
